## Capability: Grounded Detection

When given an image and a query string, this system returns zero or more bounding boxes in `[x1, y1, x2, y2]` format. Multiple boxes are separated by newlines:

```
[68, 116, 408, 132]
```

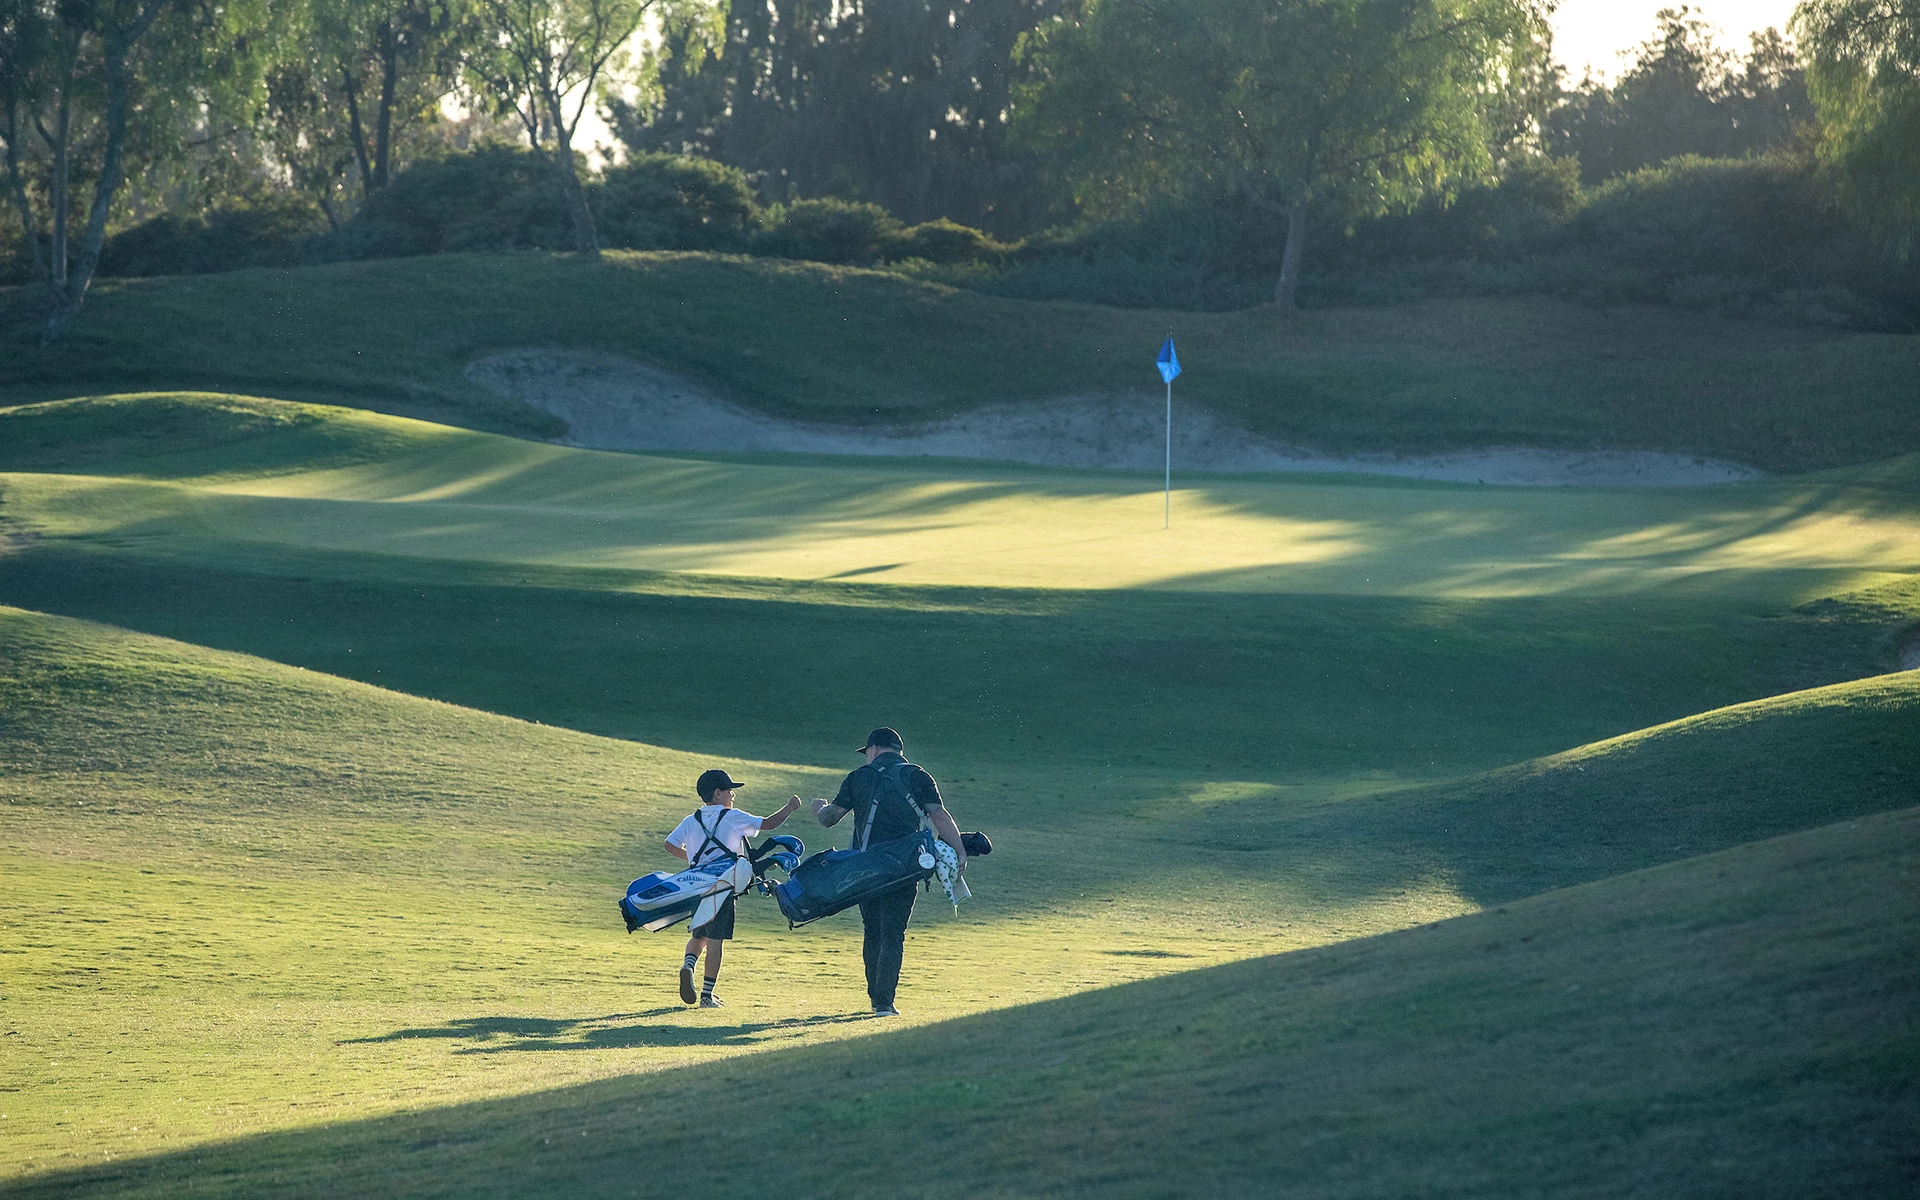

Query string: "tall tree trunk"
[373, 20, 398, 189]
[45, 70, 73, 286]
[342, 65, 374, 195]
[2, 98, 45, 280]
[1273, 198, 1306, 310]
[548, 97, 599, 256]
[43, 29, 139, 344]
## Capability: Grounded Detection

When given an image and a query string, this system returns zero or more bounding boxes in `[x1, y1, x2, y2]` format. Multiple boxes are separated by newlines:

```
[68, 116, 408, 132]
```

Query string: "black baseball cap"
[858, 727, 904, 753]
[696, 769, 746, 801]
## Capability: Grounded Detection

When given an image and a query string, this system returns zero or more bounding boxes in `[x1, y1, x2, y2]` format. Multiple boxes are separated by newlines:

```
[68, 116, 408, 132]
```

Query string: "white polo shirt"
[666, 806, 766, 868]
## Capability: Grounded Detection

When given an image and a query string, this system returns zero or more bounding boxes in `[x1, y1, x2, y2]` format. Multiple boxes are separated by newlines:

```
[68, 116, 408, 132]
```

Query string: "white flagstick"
[1164, 373, 1172, 529]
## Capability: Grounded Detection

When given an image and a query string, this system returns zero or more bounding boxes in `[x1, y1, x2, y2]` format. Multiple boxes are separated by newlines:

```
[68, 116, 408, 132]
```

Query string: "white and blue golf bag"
[619, 834, 803, 933]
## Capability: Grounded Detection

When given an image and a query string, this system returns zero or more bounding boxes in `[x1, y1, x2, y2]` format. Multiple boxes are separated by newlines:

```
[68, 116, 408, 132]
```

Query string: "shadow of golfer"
[341, 1009, 874, 1052]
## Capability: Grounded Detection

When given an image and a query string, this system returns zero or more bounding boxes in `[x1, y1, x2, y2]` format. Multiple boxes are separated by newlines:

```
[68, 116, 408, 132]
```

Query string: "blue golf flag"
[1156, 336, 1181, 383]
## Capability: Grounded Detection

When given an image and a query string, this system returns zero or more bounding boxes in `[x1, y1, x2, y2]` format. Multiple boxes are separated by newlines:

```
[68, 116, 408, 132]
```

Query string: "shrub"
[751, 198, 904, 265]
[99, 195, 326, 278]
[0, 220, 35, 286]
[596, 154, 761, 252]
[896, 218, 1012, 265]
[307, 146, 574, 263]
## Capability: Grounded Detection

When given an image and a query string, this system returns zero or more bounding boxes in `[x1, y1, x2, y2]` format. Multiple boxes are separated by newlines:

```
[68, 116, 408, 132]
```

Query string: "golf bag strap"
[690, 807, 733, 868]
[857, 761, 927, 852]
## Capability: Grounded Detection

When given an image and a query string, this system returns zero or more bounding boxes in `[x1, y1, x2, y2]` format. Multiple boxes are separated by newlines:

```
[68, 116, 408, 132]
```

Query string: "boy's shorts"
[690, 894, 736, 940]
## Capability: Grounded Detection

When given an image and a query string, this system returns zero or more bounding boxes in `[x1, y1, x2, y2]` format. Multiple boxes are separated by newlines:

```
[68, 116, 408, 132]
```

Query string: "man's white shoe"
[699, 994, 725, 1008]
[871, 1006, 899, 1017]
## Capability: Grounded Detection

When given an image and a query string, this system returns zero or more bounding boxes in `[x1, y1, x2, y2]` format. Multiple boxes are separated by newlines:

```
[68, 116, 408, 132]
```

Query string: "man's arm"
[760, 796, 802, 831]
[908, 768, 966, 870]
[664, 840, 688, 861]
[812, 774, 856, 827]
[809, 797, 849, 827]
[924, 804, 967, 872]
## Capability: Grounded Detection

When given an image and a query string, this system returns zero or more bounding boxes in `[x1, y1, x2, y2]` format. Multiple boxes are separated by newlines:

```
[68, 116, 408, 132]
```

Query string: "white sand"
[467, 349, 1764, 487]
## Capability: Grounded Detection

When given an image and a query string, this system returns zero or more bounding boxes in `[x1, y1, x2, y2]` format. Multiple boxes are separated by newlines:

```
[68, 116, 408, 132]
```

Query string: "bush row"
[56, 147, 1014, 279]
[6, 145, 1911, 328]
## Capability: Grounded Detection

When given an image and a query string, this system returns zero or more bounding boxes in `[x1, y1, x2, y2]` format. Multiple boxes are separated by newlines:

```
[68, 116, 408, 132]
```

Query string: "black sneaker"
[679, 967, 697, 1005]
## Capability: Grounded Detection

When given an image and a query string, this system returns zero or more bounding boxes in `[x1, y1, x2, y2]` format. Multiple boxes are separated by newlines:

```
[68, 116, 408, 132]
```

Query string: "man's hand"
[811, 798, 848, 827]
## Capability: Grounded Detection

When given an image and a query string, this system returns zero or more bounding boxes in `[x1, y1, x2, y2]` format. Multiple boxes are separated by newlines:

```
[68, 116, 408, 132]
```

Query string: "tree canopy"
[1547, 8, 1808, 185]
[611, 1, 1063, 234]
[1795, 0, 1920, 257]
[1012, 0, 1553, 307]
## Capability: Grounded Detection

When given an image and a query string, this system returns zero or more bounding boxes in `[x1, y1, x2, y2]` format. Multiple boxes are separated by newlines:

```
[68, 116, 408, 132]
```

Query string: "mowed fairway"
[3, 391, 1918, 1196]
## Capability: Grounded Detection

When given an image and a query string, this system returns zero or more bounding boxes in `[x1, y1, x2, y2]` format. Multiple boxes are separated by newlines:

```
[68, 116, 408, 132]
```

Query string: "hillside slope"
[4, 253, 1917, 471]
[18, 803, 1917, 1199]
[4, 601, 1917, 1185]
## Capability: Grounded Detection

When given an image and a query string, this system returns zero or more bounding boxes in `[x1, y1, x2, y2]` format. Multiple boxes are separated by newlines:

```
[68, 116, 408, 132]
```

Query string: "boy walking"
[665, 769, 799, 1007]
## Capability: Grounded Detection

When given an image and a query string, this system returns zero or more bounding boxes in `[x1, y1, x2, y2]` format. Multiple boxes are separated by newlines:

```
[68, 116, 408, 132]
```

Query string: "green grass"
[5, 253, 1920, 470]
[0, 603, 1462, 1178]
[2, 395, 1917, 783]
[3, 390, 1918, 1195]
[7, 610, 1914, 1196]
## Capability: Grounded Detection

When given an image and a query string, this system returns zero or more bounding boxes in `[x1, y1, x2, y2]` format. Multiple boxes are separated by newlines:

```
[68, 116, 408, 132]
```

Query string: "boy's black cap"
[858, 727, 904, 753]
[696, 768, 745, 801]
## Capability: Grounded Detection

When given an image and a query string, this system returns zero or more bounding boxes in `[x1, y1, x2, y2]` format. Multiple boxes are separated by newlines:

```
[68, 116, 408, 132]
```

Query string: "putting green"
[5, 395, 1920, 599]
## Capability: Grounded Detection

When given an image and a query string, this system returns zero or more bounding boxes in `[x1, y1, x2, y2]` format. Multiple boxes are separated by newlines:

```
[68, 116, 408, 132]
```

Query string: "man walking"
[810, 728, 966, 1017]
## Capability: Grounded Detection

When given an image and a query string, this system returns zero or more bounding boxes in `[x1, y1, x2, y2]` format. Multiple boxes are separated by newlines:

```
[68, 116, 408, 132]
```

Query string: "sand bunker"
[467, 349, 1764, 487]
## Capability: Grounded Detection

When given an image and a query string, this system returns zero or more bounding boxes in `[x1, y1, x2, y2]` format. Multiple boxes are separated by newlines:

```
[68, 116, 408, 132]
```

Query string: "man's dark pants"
[858, 883, 917, 1010]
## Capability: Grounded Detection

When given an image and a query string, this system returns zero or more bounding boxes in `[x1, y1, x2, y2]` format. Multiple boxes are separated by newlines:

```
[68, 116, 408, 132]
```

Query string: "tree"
[318, 0, 471, 193]
[1014, 0, 1551, 309]
[465, 0, 717, 254]
[1546, 8, 1809, 185]
[8, 0, 268, 343]
[609, 1, 1065, 234]
[0, 0, 58, 279]
[259, 0, 474, 226]
[1794, 0, 1920, 257]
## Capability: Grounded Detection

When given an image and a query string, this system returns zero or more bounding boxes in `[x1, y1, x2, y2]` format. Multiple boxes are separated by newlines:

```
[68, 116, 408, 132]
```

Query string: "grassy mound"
[17, 790, 1916, 1197]
[0, 392, 426, 479]
[4, 253, 1918, 470]
[1269, 667, 1920, 906]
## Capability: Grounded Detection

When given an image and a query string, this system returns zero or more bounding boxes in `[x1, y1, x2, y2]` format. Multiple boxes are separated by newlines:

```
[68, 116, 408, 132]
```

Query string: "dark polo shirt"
[832, 751, 943, 847]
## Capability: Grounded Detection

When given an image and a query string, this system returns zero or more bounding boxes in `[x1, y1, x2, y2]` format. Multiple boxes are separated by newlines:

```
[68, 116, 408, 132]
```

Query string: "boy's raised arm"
[760, 795, 802, 832]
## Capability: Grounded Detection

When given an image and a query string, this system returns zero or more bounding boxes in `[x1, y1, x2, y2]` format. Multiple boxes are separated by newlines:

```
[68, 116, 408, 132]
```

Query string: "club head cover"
[961, 831, 992, 857]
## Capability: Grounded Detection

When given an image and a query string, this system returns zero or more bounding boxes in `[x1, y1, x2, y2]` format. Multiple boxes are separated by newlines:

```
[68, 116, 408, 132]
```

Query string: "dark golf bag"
[774, 829, 938, 927]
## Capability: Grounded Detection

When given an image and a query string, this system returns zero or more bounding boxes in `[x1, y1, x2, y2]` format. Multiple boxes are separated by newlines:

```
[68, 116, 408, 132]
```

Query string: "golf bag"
[774, 829, 939, 927]
[619, 834, 804, 933]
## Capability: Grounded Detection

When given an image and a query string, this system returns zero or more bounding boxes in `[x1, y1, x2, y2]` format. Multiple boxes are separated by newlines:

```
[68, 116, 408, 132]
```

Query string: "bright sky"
[1551, 1, 1802, 80]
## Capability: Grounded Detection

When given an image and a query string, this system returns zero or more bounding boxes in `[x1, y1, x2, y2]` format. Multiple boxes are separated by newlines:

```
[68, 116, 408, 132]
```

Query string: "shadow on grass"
[343, 1010, 876, 1053]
